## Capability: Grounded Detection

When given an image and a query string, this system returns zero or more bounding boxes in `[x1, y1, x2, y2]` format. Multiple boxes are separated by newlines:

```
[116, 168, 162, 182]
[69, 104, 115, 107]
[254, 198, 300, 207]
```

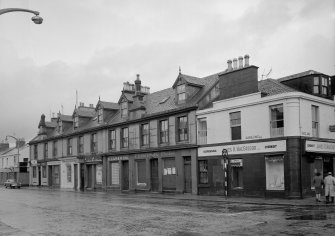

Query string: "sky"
[0, 0, 334, 144]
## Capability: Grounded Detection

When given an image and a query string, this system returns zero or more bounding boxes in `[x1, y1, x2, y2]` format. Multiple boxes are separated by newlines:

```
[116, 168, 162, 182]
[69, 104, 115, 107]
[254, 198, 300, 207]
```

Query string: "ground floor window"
[42, 166, 47, 178]
[136, 160, 146, 185]
[96, 164, 102, 184]
[33, 166, 37, 178]
[230, 159, 243, 189]
[265, 155, 284, 190]
[110, 162, 120, 185]
[199, 160, 208, 184]
[67, 164, 72, 183]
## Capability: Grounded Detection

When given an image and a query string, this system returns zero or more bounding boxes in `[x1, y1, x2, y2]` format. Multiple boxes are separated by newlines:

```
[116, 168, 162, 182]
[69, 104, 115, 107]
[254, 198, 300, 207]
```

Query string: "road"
[0, 187, 334, 235]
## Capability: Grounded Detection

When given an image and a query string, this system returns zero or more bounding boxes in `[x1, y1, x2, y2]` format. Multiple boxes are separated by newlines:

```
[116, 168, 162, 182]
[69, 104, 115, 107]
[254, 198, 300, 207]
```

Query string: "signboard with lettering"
[198, 140, 286, 157]
[108, 156, 129, 161]
[305, 141, 335, 154]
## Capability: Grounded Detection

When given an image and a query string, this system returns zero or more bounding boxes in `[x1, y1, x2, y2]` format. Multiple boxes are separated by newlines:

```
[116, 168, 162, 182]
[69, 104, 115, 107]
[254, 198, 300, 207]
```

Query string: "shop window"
[33, 166, 37, 178]
[199, 160, 208, 184]
[136, 160, 146, 184]
[96, 164, 102, 184]
[67, 164, 71, 183]
[198, 118, 207, 145]
[265, 155, 284, 190]
[177, 116, 188, 141]
[312, 105, 319, 137]
[141, 123, 149, 146]
[230, 159, 243, 189]
[270, 104, 284, 137]
[121, 127, 129, 148]
[111, 162, 120, 185]
[177, 84, 186, 103]
[42, 166, 46, 178]
[109, 130, 116, 150]
[230, 112, 241, 140]
[159, 120, 169, 144]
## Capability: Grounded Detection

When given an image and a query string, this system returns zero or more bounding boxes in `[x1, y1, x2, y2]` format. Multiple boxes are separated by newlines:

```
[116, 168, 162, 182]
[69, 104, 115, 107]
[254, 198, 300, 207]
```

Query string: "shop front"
[60, 157, 80, 189]
[82, 155, 103, 190]
[198, 140, 289, 197]
[47, 161, 61, 187]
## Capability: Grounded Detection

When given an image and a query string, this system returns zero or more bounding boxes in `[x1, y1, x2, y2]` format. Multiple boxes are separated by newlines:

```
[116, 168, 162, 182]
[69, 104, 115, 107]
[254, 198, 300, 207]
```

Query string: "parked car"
[4, 179, 21, 189]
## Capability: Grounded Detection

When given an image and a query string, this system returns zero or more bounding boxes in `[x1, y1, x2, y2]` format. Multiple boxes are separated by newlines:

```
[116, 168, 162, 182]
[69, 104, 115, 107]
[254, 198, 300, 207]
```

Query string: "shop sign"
[47, 161, 61, 166]
[198, 140, 286, 157]
[305, 141, 335, 154]
[134, 153, 159, 159]
[85, 156, 102, 163]
[108, 156, 129, 161]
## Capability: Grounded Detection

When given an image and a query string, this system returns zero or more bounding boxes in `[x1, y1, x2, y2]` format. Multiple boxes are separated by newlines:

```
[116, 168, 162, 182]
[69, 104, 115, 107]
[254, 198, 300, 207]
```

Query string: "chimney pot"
[227, 60, 233, 71]
[233, 58, 238, 69]
[89, 104, 94, 108]
[238, 56, 243, 68]
[244, 54, 250, 67]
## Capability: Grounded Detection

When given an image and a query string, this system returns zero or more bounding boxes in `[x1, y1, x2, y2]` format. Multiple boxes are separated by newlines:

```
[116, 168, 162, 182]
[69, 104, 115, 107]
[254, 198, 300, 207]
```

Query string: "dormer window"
[98, 108, 103, 123]
[177, 84, 186, 103]
[121, 101, 128, 118]
[314, 76, 330, 96]
[74, 116, 79, 128]
[321, 77, 329, 95]
[58, 121, 62, 133]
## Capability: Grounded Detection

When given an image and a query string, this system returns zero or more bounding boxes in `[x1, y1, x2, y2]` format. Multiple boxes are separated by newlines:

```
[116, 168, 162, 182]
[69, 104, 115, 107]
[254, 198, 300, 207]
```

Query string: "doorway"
[184, 157, 192, 193]
[74, 164, 78, 190]
[162, 158, 176, 191]
[150, 159, 159, 192]
[122, 161, 129, 190]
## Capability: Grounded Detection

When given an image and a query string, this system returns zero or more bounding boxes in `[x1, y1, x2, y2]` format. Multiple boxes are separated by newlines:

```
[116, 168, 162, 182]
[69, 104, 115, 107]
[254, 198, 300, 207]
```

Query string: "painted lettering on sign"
[305, 141, 335, 153]
[245, 135, 262, 140]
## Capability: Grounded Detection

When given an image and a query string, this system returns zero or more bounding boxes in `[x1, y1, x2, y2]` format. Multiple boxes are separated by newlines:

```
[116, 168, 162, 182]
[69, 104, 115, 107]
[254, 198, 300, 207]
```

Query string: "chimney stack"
[238, 56, 243, 69]
[227, 60, 233, 71]
[79, 102, 84, 107]
[135, 74, 141, 93]
[244, 54, 250, 67]
[233, 58, 238, 70]
[89, 104, 94, 108]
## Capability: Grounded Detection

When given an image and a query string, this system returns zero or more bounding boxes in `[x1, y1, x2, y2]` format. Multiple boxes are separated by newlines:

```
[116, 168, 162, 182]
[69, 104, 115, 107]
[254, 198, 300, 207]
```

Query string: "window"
[91, 133, 97, 153]
[270, 104, 284, 137]
[67, 138, 73, 155]
[199, 160, 208, 184]
[58, 121, 62, 133]
[42, 166, 46, 178]
[321, 77, 328, 95]
[312, 105, 319, 137]
[136, 160, 146, 184]
[53, 141, 57, 157]
[74, 116, 79, 128]
[109, 130, 116, 150]
[98, 108, 103, 123]
[141, 123, 149, 146]
[34, 145, 38, 159]
[313, 77, 319, 94]
[265, 155, 284, 190]
[230, 159, 243, 189]
[121, 127, 129, 148]
[177, 84, 186, 103]
[33, 166, 37, 178]
[44, 143, 48, 158]
[177, 116, 188, 141]
[159, 120, 169, 144]
[78, 136, 84, 154]
[67, 164, 71, 182]
[121, 101, 128, 118]
[110, 162, 120, 185]
[230, 112, 241, 140]
[96, 164, 102, 184]
[198, 118, 207, 145]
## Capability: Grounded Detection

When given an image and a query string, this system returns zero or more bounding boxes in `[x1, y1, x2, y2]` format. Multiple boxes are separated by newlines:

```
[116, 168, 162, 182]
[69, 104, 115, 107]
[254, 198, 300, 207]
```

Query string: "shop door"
[184, 157, 192, 193]
[162, 158, 176, 191]
[74, 164, 78, 190]
[48, 166, 52, 186]
[150, 159, 159, 192]
[80, 164, 85, 190]
[53, 165, 60, 187]
[38, 167, 41, 186]
[122, 161, 129, 190]
[87, 165, 93, 188]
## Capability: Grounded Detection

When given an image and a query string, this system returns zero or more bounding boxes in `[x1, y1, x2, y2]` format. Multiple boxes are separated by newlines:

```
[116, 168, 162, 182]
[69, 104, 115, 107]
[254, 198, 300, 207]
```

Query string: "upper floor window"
[34, 145, 38, 159]
[198, 118, 207, 145]
[109, 129, 116, 150]
[230, 112, 241, 141]
[67, 138, 73, 155]
[44, 143, 48, 158]
[121, 127, 129, 148]
[53, 141, 58, 157]
[321, 77, 329, 95]
[121, 101, 128, 118]
[177, 84, 186, 103]
[74, 116, 79, 129]
[270, 104, 284, 137]
[314, 76, 330, 96]
[313, 77, 319, 94]
[159, 120, 169, 144]
[312, 105, 319, 137]
[91, 133, 97, 153]
[78, 136, 84, 154]
[177, 116, 188, 141]
[98, 108, 103, 123]
[141, 123, 149, 146]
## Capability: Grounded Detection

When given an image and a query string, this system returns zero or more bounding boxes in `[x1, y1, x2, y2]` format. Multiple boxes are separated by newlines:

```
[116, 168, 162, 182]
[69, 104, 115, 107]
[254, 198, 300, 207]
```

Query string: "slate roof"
[45, 121, 57, 128]
[98, 101, 119, 110]
[258, 79, 297, 96]
[74, 107, 96, 118]
[58, 114, 73, 122]
[277, 70, 322, 82]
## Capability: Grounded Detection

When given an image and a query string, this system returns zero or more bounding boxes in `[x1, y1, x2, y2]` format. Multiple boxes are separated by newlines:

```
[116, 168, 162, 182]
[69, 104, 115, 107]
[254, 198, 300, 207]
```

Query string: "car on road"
[4, 179, 21, 189]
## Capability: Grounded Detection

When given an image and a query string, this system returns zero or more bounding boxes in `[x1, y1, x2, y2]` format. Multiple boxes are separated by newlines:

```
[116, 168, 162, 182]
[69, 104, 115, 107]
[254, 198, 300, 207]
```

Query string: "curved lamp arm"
[0, 8, 40, 16]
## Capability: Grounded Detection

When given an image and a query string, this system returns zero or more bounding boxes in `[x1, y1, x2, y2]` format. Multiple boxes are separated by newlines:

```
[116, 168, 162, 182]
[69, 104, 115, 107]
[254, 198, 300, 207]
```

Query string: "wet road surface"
[0, 187, 334, 235]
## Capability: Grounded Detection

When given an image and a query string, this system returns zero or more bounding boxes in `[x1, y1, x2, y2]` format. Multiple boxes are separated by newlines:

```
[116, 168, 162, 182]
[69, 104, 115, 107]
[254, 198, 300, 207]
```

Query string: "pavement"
[22, 186, 335, 207]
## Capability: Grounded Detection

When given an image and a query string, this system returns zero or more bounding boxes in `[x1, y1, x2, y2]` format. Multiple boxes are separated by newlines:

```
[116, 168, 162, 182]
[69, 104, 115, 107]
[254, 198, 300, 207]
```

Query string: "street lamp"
[0, 8, 43, 24]
[5, 135, 21, 183]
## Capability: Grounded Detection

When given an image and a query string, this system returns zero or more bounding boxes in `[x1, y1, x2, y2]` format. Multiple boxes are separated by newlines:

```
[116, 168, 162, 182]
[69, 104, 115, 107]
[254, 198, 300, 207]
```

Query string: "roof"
[277, 70, 322, 82]
[258, 79, 297, 96]
[45, 121, 57, 128]
[98, 101, 119, 110]
[74, 107, 96, 118]
[58, 114, 73, 122]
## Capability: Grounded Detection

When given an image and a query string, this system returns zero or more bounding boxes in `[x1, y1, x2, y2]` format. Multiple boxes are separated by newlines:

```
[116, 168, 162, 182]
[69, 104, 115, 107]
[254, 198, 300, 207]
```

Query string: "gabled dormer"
[96, 99, 119, 124]
[172, 71, 204, 105]
[72, 102, 95, 129]
[37, 114, 57, 139]
[57, 113, 73, 134]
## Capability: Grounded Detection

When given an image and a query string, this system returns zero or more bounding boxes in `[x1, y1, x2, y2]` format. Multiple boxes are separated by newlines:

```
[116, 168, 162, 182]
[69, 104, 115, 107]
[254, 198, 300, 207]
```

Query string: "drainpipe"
[299, 98, 303, 199]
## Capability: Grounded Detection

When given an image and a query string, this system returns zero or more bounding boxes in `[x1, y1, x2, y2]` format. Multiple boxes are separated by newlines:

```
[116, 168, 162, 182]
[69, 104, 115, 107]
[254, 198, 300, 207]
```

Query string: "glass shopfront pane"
[96, 164, 102, 184]
[111, 162, 120, 185]
[265, 156, 284, 190]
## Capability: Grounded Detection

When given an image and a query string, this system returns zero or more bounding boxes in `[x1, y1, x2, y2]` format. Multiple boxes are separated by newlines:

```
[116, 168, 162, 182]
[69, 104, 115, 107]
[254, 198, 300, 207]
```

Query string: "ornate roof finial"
[179, 66, 181, 74]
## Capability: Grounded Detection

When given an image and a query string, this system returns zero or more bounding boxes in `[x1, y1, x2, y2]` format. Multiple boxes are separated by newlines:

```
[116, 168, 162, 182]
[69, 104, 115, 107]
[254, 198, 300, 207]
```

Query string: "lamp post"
[221, 148, 229, 200]
[5, 135, 21, 183]
[0, 8, 43, 24]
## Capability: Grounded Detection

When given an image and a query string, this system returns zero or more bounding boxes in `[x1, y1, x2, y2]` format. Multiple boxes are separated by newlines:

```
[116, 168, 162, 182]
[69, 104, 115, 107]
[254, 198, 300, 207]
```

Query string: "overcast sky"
[0, 0, 334, 144]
